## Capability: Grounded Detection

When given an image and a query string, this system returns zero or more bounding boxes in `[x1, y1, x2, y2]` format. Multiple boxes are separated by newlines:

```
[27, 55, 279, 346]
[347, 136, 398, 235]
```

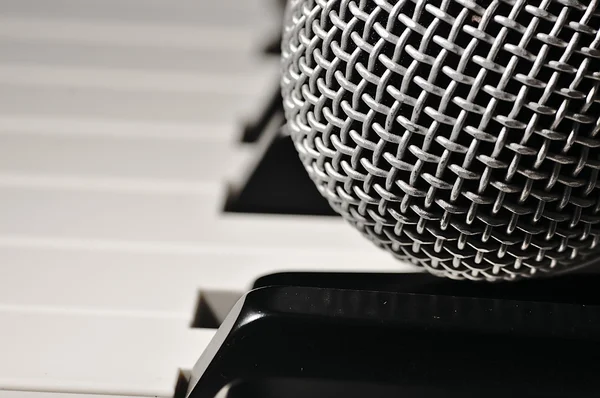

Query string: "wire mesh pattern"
[281, 0, 600, 280]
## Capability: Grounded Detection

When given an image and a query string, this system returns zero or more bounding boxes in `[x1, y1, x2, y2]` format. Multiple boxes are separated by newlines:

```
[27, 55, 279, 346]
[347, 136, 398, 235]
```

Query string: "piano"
[5, 1, 600, 397]
[0, 1, 412, 397]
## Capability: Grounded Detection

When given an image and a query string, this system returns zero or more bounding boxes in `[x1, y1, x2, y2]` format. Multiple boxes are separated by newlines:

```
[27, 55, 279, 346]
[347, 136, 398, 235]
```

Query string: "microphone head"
[280, 0, 600, 281]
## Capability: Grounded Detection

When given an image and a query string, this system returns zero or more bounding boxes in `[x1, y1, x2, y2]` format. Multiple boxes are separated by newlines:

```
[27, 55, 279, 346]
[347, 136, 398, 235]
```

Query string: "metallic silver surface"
[281, 0, 600, 281]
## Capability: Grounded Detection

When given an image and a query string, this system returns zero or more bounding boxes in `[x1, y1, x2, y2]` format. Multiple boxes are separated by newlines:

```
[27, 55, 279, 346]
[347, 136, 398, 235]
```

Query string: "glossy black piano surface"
[185, 272, 600, 398]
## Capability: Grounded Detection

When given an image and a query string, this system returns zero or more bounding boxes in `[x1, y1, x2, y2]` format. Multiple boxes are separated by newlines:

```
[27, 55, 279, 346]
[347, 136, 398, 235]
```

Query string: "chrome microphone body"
[281, 0, 600, 281]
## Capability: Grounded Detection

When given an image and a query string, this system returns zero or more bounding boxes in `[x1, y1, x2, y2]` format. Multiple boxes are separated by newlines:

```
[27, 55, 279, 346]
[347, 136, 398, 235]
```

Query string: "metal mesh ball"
[280, 0, 600, 281]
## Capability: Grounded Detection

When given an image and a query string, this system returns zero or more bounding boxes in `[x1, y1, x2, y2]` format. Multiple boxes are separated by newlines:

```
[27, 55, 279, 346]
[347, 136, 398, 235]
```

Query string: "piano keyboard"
[0, 1, 414, 397]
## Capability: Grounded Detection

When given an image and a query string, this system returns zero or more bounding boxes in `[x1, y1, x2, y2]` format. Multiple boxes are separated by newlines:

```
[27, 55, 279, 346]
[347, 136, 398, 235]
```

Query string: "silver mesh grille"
[281, 0, 600, 281]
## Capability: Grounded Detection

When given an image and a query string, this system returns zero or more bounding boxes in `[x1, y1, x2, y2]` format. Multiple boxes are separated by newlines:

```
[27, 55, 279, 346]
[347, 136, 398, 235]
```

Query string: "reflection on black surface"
[253, 271, 600, 305]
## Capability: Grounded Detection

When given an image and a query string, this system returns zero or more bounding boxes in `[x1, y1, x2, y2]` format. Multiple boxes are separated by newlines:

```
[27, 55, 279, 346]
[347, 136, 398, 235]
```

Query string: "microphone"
[280, 0, 600, 281]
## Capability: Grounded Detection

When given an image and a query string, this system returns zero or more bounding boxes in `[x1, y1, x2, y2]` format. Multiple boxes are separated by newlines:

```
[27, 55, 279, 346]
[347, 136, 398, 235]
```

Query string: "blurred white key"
[0, 84, 268, 123]
[0, 115, 238, 141]
[0, 0, 278, 28]
[0, 310, 215, 397]
[0, 393, 139, 398]
[0, 16, 274, 52]
[0, 39, 276, 74]
[0, 245, 410, 318]
[0, 185, 380, 252]
[0, 132, 247, 187]
[0, 64, 279, 96]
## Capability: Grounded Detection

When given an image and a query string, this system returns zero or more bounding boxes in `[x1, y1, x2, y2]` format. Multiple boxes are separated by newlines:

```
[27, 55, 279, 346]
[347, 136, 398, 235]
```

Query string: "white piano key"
[1, 0, 278, 27]
[0, 310, 215, 397]
[0, 39, 277, 74]
[0, 16, 274, 52]
[0, 388, 231, 398]
[0, 115, 238, 141]
[0, 245, 410, 318]
[0, 186, 380, 252]
[0, 63, 279, 96]
[0, 392, 139, 398]
[0, 132, 248, 186]
[0, 84, 269, 123]
[0, 174, 222, 195]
